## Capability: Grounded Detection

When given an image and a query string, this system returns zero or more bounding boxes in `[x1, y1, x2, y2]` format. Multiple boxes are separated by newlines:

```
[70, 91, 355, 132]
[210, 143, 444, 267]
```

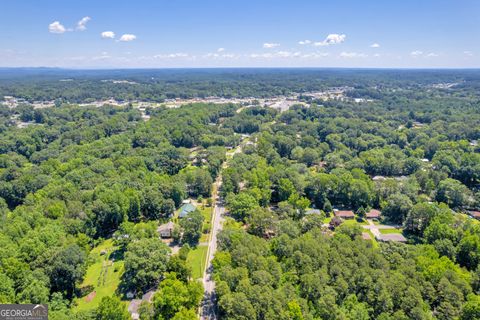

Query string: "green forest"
[0, 69, 479, 320]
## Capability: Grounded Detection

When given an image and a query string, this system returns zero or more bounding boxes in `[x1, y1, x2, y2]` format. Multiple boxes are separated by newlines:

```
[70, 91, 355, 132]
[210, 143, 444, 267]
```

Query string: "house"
[179, 203, 196, 218]
[379, 233, 407, 243]
[305, 209, 321, 215]
[128, 290, 156, 320]
[468, 211, 480, 220]
[157, 221, 175, 238]
[329, 216, 343, 229]
[334, 210, 355, 219]
[366, 209, 381, 219]
[128, 299, 141, 320]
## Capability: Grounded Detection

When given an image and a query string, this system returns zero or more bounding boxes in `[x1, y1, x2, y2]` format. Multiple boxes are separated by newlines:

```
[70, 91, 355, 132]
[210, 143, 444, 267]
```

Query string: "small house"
[179, 203, 196, 218]
[334, 210, 355, 219]
[366, 209, 381, 219]
[468, 211, 480, 220]
[128, 290, 156, 320]
[329, 216, 343, 229]
[158, 221, 175, 238]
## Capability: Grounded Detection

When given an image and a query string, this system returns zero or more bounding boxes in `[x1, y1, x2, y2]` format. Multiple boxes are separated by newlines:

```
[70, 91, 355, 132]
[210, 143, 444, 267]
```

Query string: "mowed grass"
[187, 245, 208, 280]
[379, 228, 403, 234]
[199, 205, 213, 243]
[74, 239, 124, 312]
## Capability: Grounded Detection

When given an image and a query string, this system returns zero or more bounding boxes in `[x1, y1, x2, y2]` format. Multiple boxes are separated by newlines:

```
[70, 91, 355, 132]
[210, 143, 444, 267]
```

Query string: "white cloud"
[49, 21, 67, 34]
[298, 40, 311, 45]
[154, 53, 189, 59]
[411, 50, 423, 56]
[426, 52, 439, 57]
[340, 52, 367, 58]
[263, 42, 280, 49]
[101, 31, 115, 39]
[92, 52, 111, 60]
[203, 52, 238, 59]
[464, 51, 474, 57]
[301, 52, 329, 58]
[76, 16, 91, 31]
[249, 51, 303, 59]
[370, 43, 380, 48]
[374, 53, 381, 57]
[314, 34, 346, 46]
[217, 48, 225, 52]
[119, 34, 136, 42]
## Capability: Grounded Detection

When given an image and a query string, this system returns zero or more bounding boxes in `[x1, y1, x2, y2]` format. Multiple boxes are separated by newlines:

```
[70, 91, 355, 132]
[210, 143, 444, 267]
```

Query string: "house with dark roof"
[366, 209, 381, 219]
[334, 210, 355, 219]
[179, 203, 196, 218]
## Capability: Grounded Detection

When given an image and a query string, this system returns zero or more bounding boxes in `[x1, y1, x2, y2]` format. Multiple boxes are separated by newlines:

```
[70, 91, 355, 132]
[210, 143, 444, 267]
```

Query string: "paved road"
[200, 143, 242, 320]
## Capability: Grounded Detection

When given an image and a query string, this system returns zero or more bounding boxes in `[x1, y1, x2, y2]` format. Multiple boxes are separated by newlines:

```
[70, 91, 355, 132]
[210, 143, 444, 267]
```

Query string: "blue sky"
[0, 0, 479, 68]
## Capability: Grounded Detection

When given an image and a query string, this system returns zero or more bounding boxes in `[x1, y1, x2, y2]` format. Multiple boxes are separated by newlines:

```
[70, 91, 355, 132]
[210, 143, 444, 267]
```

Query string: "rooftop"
[157, 221, 175, 233]
[468, 211, 480, 219]
[179, 203, 196, 218]
[366, 209, 381, 219]
[334, 210, 355, 218]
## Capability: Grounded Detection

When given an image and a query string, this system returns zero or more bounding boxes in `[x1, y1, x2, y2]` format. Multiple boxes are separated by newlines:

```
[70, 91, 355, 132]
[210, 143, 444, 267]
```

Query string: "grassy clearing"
[187, 245, 208, 280]
[74, 239, 123, 312]
[379, 228, 403, 234]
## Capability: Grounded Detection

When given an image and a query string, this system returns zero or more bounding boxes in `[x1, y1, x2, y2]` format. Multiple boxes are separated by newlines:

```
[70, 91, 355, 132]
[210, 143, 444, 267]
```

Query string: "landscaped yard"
[187, 245, 208, 280]
[379, 228, 403, 234]
[74, 239, 124, 312]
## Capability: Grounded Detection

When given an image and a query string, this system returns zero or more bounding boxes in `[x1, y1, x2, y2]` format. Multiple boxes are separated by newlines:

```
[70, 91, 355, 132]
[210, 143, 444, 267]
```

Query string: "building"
[366, 209, 381, 219]
[179, 203, 196, 218]
[468, 211, 480, 220]
[128, 290, 156, 320]
[334, 210, 355, 219]
[379, 233, 407, 243]
[329, 216, 343, 229]
[157, 221, 175, 238]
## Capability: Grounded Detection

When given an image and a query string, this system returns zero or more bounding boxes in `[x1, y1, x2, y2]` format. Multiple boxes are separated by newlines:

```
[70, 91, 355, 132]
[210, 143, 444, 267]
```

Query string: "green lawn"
[379, 228, 403, 234]
[74, 239, 124, 312]
[199, 205, 213, 243]
[364, 229, 379, 248]
[343, 219, 359, 226]
[187, 245, 208, 280]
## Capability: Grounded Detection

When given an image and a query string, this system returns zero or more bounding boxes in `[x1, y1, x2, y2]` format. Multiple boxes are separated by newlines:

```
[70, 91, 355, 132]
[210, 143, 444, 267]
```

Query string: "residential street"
[200, 143, 243, 320]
